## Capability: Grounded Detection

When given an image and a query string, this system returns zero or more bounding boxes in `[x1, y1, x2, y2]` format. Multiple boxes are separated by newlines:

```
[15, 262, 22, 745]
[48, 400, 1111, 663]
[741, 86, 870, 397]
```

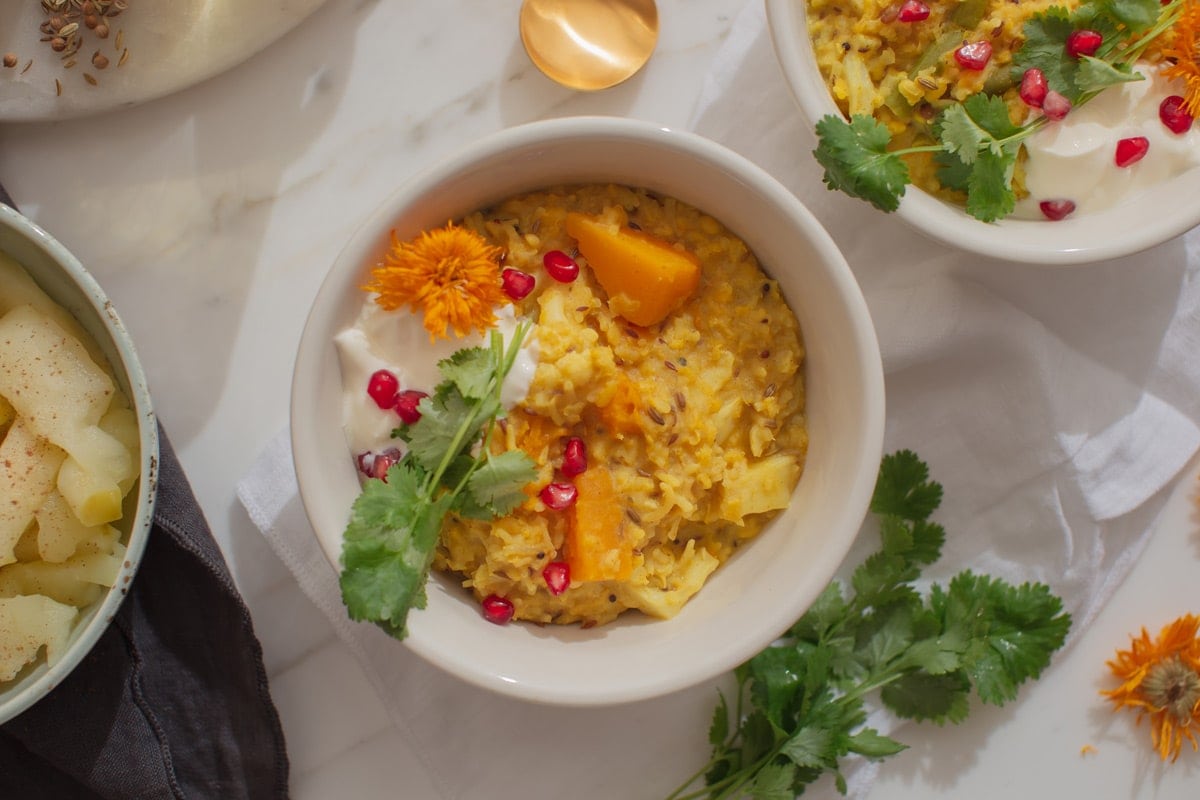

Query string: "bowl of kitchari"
[766, 0, 1200, 264]
[290, 117, 885, 705]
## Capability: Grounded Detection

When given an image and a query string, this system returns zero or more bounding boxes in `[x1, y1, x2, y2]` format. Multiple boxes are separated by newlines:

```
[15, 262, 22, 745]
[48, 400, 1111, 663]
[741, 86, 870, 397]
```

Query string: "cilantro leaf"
[1075, 56, 1143, 94]
[934, 572, 1071, 705]
[965, 147, 1018, 223]
[936, 105, 987, 166]
[870, 450, 942, 522]
[1014, 10, 1083, 100]
[751, 762, 796, 800]
[438, 346, 495, 400]
[709, 692, 730, 747]
[881, 670, 972, 724]
[340, 468, 452, 638]
[814, 114, 909, 213]
[933, 149, 973, 193]
[464, 448, 537, 515]
[780, 727, 833, 770]
[1096, 0, 1161, 32]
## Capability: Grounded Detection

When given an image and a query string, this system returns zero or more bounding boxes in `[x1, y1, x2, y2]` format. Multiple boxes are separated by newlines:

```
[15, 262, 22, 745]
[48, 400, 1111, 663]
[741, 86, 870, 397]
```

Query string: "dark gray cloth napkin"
[0, 188, 290, 799]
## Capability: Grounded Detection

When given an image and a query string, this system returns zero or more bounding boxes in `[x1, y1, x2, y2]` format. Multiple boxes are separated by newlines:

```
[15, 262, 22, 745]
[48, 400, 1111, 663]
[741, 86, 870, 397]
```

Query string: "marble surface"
[1, 0, 1197, 798]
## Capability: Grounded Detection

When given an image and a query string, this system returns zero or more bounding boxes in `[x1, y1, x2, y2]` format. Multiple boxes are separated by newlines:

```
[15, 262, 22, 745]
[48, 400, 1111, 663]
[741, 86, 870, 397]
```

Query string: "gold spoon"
[519, 0, 660, 91]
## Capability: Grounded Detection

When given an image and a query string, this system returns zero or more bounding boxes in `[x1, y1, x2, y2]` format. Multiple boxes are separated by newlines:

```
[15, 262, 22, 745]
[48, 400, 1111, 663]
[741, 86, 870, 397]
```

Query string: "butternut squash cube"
[566, 467, 633, 582]
[565, 212, 701, 327]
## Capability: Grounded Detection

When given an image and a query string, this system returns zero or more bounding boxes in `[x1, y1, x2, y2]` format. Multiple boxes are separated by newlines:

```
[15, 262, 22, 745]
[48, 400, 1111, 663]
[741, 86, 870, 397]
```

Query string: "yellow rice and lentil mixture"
[806, 0, 1079, 197]
[434, 185, 808, 627]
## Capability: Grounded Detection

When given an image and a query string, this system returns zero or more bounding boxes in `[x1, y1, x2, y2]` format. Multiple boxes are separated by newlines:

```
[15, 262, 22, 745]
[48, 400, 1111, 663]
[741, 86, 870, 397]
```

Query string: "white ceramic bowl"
[0, 203, 158, 724]
[291, 117, 885, 705]
[765, 0, 1200, 265]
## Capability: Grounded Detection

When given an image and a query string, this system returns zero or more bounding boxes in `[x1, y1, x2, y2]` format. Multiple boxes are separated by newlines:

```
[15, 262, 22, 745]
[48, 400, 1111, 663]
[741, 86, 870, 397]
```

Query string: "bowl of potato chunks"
[0, 203, 157, 724]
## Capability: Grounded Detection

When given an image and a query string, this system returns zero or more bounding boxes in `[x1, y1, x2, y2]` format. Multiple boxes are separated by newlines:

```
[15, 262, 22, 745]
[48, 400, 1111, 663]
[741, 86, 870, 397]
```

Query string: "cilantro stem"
[438, 321, 530, 500]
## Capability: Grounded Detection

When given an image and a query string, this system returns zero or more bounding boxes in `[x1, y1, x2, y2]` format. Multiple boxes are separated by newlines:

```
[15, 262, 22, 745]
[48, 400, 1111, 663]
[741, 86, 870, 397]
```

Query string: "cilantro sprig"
[339, 323, 537, 639]
[664, 451, 1071, 800]
[813, 0, 1187, 222]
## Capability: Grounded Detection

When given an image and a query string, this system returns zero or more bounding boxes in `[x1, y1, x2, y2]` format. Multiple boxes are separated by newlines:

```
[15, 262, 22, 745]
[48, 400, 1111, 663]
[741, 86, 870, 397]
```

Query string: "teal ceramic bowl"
[0, 203, 158, 724]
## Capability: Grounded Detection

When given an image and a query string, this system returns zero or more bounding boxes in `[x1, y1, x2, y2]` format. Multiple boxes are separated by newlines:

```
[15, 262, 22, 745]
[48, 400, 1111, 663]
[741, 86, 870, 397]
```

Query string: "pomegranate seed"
[954, 41, 992, 71]
[481, 595, 514, 625]
[1065, 29, 1103, 59]
[364, 448, 402, 481]
[896, 0, 930, 22]
[1159, 95, 1194, 134]
[1042, 90, 1072, 121]
[1114, 136, 1149, 167]
[1039, 200, 1077, 221]
[366, 369, 399, 409]
[540, 482, 578, 510]
[1019, 68, 1048, 108]
[542, 562, 571, 595]
[561, 437, 588, 477]
[394, 389, 428, 424]
[543, 250, 579, 283]
[501, 267, 536, 300]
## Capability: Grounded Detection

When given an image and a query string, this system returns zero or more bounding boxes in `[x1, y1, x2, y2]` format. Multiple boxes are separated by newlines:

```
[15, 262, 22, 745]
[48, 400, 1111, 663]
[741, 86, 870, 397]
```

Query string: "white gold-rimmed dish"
[291, 116, 885, 706]
[765, 0, 1200, 265]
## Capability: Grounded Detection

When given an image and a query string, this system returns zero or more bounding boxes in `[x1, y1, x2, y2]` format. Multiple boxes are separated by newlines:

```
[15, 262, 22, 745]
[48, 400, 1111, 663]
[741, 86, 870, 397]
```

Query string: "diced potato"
[842, 51, 878, 117]
[0, 305, 133, 524]
[0, 252, 107, 368]
[57, 446, 128, 527]
[0, 557, 110, 608]
[35, 490, 108, 564]
[718, 452, 801, 523]
[0, 595, 78, 681]
[620, 540, 719, 618]
[565, 212, 701, 327]
[99, 402, 140, 495]
[0, 419, 66, 565]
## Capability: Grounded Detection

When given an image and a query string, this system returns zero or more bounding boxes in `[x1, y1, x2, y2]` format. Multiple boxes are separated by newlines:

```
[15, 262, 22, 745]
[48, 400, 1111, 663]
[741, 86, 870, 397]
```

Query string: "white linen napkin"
[238, 2, 1200, 797]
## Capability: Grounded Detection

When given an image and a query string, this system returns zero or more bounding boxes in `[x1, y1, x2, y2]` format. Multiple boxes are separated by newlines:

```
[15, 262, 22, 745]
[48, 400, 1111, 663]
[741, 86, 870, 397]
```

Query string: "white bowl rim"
[291, 115, 885, 705]
[0, 203, 158, 724]
[764, 0, 1200, 266]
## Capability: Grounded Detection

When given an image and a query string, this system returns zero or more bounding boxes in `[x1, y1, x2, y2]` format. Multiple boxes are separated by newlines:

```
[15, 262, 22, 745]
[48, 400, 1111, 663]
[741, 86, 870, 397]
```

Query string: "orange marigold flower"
[1101, 614, 1200, 762]
[364, 222, 507, 341]
[1163, 0, 1200, 117]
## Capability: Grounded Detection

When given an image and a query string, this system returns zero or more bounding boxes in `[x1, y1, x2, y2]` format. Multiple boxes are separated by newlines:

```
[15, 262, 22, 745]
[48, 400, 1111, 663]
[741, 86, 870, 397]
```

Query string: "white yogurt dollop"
[1016, 65, 1200, 219]
[334, 301, 538, 458]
